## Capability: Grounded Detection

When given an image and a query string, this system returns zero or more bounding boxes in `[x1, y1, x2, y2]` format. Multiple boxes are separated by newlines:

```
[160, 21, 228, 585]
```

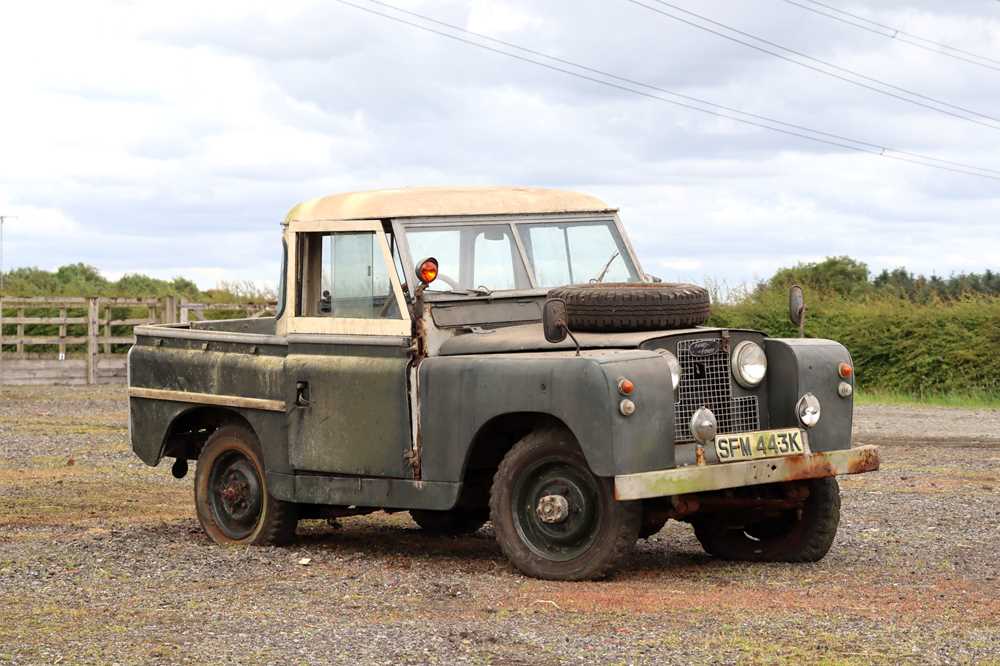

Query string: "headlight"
[731, 340, 767, 388]
[796, 392, 822, 428]
[657, 350, 682, 393]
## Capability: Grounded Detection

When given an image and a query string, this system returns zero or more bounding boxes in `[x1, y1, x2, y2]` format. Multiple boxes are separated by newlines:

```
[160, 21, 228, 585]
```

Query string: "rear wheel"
[409, 508, 489, 535]
[489, 428, 641, 580]
[194, 425, 298, 546]
[693, 478, 840, 562]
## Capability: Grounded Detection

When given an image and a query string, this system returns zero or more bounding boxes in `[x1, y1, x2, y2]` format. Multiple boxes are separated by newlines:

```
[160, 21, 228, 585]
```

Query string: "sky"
[0, 0, 998, 293]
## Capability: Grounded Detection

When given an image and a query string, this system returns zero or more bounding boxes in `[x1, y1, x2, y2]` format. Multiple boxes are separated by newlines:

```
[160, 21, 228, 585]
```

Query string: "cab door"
[285, 220, 414, 478]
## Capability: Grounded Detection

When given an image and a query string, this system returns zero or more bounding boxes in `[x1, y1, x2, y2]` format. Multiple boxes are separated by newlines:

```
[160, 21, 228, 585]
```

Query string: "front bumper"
[614, 445, 880, 501]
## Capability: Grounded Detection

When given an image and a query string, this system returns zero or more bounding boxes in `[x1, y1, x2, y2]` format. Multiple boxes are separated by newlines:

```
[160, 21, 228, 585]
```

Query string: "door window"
[298, 231, 402, 319]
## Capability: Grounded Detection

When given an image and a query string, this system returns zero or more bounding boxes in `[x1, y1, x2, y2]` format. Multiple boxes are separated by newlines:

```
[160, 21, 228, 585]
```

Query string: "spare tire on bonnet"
[547, 282, 711, 332]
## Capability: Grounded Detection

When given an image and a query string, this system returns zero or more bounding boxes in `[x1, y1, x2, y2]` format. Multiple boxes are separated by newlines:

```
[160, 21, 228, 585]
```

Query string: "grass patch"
[855, 389, 1000, 409]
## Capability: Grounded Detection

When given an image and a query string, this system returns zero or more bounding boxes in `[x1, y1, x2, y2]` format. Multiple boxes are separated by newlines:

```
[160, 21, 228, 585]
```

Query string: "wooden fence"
[0, 296, 274, 386]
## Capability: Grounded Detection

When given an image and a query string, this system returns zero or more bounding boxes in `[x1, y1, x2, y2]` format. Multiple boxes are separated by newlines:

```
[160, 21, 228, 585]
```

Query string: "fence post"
[15, 307, 24, 355]
[58, 307, 67, 360]
[0, 297, 4, 385]
[163, 295, 177, 324]
[179, 300, 190, 324]
[86, 297, 99, 384]
[103, 303, 111, 354]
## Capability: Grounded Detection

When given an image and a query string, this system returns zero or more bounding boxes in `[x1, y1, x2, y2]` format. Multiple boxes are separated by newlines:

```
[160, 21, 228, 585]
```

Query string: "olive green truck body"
[127, 187, 879, 579]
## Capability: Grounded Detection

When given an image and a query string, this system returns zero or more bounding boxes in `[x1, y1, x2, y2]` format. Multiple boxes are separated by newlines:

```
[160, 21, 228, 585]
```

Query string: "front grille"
[673, 338, 760, 443]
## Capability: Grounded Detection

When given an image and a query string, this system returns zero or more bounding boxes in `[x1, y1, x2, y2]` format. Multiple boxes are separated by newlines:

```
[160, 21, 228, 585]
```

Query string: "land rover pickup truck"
[128, 186, 879, 580]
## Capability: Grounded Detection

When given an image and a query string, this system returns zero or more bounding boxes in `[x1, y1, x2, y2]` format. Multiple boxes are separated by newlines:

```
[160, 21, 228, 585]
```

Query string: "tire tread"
[548, 282, 711, 332]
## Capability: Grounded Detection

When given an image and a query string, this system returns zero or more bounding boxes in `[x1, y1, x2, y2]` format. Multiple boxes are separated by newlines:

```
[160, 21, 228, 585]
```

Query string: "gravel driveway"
[1, 386, 998, 664]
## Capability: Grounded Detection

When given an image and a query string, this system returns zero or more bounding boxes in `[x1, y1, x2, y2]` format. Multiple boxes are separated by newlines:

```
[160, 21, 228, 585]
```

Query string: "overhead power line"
[782, 0, 1000, 72]
[624, 0, 1000, 130]
[333, 0, 1000, 182]
[359, 0, 1000, 178]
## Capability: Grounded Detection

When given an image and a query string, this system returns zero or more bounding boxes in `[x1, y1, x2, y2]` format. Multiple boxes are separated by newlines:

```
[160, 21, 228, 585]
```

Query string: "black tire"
[693, 478, 841, 562]
[194, 425, 298, 546]
[489, 427, 641, 580]
[410, 508, 489, 535]
[547, 282, 710, 332]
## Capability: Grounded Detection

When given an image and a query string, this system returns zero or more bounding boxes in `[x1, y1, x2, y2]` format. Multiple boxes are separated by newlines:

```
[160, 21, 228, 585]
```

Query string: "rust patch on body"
[783, 454, 837, 481]
[848, 446, 881, 474]
[615, 445, 881, 500]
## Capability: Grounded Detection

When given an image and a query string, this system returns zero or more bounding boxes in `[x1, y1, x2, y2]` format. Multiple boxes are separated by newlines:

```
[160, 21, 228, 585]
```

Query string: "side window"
[298, 231, 402, 320]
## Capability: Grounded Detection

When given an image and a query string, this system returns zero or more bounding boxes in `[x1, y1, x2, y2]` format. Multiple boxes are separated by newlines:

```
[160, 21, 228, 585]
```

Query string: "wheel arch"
[450, 412, 576, 511]
[162, 406, 256, 461]
[463, 412, 576, 476]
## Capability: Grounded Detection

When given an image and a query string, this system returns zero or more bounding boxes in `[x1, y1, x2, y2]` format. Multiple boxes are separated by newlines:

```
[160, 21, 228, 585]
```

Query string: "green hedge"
[709, 295, 1000, 395]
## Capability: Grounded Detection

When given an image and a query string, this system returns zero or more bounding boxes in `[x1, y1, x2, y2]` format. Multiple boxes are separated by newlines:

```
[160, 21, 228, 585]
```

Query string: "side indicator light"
[416, 257, 439, 285]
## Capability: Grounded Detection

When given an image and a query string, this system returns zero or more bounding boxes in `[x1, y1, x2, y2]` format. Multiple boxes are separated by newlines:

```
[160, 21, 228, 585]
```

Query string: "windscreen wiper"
[591, 251, 620, 283]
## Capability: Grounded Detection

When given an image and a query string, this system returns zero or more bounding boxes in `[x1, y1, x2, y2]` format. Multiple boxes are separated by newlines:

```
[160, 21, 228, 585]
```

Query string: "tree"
[763, 256, 871, 298]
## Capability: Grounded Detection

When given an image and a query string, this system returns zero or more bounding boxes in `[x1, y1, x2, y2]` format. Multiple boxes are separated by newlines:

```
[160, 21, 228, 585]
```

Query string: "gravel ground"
[1, 386, 999, 665]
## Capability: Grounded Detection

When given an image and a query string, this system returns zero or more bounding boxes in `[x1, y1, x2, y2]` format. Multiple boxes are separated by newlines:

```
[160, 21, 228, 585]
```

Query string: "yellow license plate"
[714, 428, 810, 463]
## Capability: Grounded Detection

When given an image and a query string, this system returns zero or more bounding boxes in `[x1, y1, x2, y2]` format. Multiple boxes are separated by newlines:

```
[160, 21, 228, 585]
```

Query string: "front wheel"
[693, 477, 841, 562]
[489, 428, 641, 580]
[194, 425, 298, 546]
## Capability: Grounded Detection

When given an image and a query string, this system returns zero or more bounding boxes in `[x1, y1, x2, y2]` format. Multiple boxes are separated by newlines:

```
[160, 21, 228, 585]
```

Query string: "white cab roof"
[284, 186, 615, 223]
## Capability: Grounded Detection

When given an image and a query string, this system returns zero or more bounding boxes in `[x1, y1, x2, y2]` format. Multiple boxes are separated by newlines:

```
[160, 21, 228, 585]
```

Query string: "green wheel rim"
[510, 455, 602, 562]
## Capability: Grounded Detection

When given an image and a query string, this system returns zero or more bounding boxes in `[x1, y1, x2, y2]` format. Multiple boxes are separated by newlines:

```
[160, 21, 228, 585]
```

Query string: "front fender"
[765, 338, 854, 452]
[417, 350, 675, 481]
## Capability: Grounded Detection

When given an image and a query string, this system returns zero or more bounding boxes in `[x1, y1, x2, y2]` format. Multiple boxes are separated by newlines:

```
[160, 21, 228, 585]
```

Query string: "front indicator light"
[619, 399, 636, 416]
[796, 393, 822, 428]
[838, 362, 853, 379]
[617, 377, 635, 395]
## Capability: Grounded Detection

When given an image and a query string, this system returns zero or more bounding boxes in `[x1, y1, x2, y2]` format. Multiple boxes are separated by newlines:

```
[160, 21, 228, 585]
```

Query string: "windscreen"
[404, 224, 532, 291]
[517, 220, 640, 287]
[402, 218, 640, 293]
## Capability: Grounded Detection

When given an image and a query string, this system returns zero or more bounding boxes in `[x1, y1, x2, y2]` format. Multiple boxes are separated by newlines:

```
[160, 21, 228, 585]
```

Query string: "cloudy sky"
[0, 0, 997, 293]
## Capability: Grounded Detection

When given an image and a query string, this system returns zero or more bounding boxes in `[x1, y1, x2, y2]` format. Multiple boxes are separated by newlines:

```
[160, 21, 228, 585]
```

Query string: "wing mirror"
[542, 298, 580, 355]
[789, 284, 806, 337]
[542, 298, 569, 343]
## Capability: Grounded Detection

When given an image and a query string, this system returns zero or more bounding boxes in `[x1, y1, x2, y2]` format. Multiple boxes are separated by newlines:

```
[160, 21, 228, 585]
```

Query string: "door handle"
[295, 381, 311, 407]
